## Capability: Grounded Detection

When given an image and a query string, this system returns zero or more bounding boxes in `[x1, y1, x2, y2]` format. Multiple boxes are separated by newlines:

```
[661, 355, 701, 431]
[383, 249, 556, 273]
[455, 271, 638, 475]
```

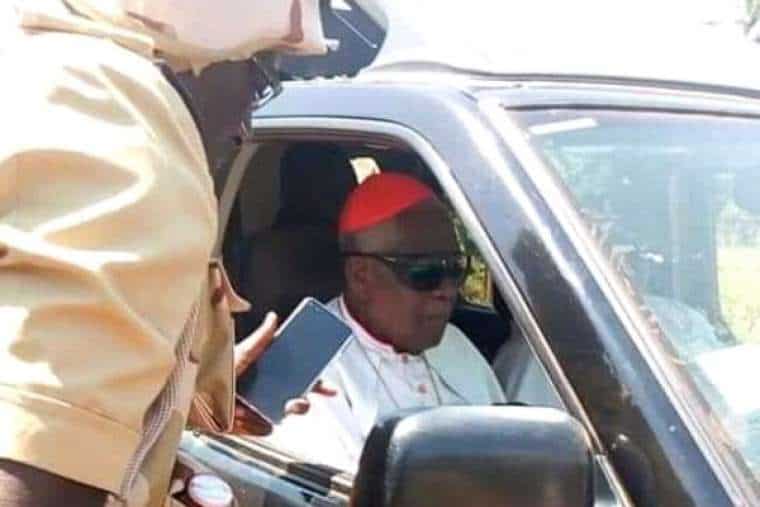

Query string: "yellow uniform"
[0, 0, 325, 504]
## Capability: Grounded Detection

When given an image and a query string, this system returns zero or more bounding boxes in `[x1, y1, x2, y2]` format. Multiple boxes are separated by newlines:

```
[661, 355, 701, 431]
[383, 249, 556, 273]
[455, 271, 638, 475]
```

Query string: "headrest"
[277, 143, 358, 226]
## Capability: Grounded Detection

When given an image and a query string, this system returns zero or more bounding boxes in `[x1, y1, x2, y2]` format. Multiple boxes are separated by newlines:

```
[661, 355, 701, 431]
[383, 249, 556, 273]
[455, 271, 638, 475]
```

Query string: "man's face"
[177, 59, 272, 168]
[345, 198, 462, 354]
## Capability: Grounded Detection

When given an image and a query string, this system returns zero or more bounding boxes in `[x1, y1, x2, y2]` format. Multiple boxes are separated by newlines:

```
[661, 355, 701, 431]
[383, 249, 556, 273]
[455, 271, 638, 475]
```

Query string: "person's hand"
[232, 312, 338, 436]
[282, 380, 338, 414]
[232, 311, 278, 435]
[232, 397, 272, 435]
[234, 311, 278, 378]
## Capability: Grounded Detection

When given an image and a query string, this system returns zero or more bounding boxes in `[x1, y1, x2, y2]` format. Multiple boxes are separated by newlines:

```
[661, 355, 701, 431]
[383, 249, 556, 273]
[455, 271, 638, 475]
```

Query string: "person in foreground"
[0, 0, 327, 505]
[269, 173, 505, 471]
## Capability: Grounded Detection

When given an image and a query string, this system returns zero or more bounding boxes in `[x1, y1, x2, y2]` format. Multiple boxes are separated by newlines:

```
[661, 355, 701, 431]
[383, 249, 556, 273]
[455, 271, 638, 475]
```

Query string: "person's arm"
[230, 311, 339, 435]
[0, 33, 216, 500]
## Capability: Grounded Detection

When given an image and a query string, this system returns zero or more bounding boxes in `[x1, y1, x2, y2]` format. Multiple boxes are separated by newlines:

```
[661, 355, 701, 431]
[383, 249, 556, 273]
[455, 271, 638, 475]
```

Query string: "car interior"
[213, 136, 562, 504]
[223, 139, 513, 362]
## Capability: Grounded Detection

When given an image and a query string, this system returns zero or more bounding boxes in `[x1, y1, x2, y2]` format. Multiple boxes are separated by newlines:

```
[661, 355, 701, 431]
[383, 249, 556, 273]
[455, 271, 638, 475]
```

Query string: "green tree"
[748, 0, 760, 28]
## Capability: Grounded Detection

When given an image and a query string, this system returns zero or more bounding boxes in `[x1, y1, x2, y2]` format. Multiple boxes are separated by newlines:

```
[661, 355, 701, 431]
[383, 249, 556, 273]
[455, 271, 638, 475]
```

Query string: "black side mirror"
[353, 406, 594, 507]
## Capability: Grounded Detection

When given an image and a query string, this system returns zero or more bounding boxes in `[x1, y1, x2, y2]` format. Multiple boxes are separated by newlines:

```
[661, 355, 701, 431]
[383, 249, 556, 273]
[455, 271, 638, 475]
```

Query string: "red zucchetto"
[338, 173, 434, 234]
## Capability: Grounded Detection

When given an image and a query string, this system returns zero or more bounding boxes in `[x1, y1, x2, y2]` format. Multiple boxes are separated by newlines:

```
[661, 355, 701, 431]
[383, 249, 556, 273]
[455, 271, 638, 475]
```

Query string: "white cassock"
[263, 296, 505, 472]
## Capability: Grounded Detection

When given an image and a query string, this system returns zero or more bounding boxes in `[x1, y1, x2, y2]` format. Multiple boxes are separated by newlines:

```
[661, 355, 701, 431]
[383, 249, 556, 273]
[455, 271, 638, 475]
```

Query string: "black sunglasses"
[342, 252, 469, 292]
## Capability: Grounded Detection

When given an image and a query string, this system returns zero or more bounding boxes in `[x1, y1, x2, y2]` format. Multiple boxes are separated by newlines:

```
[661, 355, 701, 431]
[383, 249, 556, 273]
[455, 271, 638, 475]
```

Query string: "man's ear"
[344, 257, 371, 298]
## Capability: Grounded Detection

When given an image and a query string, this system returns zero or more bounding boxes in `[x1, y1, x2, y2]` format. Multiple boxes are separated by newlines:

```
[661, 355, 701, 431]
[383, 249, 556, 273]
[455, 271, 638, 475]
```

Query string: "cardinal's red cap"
[338, 173, 434, 234]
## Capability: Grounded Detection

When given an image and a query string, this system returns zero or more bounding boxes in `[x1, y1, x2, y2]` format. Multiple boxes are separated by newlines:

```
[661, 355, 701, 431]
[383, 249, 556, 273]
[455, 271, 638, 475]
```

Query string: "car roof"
[351, 0, 760, 96]
[252, 79, 760, 124]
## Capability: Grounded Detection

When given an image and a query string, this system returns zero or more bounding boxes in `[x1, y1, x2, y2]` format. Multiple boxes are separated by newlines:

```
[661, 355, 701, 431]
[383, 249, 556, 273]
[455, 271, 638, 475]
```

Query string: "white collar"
[337, 296, 423, 363]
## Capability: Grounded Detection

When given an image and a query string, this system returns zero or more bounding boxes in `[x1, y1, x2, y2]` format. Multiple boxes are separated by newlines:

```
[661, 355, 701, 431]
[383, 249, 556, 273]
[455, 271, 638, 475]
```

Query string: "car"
[181, 1, 760, 505]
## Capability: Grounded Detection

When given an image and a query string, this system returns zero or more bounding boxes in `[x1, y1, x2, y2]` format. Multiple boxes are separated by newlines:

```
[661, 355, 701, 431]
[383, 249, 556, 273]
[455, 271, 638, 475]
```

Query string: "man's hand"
[282, 380, 338, 415]
[234, 312, 278, 378]
[232, 312, 338, 436]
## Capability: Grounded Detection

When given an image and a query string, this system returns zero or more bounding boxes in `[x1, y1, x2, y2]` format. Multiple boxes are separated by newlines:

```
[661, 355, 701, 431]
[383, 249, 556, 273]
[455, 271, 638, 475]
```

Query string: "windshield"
[513, 107, 760, 489]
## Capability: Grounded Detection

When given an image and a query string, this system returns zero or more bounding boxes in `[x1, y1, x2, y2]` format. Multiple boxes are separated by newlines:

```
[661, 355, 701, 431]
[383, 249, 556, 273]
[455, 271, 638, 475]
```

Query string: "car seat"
[492, 331, 562, 408]
[491, 287, 563, 408]
[239, 143, 358, 334]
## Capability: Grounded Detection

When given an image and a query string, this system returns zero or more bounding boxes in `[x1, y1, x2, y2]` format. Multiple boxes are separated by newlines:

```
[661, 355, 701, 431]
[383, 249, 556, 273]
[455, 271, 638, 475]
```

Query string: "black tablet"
[236, 297, 353, 423]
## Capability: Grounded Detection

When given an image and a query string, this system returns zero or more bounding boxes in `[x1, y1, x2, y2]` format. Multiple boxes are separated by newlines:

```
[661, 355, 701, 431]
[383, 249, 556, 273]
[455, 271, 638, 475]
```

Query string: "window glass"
[717, 198, 760, 342]
[514, 108, 760, 488]
[453, 216, 493, 307]
[460, 255, 492, 307]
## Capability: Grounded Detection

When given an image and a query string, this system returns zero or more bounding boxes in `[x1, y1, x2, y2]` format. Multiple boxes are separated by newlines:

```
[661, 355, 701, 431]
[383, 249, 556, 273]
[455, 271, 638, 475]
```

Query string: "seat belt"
[215, 142, 259, 256]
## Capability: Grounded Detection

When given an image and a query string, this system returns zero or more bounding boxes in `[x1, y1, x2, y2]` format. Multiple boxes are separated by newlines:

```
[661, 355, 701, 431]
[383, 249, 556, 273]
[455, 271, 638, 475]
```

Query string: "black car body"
[183, 2, 760, 505]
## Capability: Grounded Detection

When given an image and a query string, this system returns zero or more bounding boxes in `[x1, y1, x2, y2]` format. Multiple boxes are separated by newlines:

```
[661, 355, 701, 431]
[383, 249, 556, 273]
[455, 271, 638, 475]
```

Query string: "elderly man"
[269, 173, 504, 471]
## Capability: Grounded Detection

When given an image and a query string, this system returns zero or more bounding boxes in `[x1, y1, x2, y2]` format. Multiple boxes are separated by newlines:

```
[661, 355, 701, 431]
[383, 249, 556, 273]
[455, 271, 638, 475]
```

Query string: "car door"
[182, 82, 643, 505]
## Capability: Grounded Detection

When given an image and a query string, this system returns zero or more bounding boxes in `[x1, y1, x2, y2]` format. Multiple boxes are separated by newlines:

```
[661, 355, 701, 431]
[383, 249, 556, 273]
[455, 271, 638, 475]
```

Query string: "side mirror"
[352, 406, 594, 507]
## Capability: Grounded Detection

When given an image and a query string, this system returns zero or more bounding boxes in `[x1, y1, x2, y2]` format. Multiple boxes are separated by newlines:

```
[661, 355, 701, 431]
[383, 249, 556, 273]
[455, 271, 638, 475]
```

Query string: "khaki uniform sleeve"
[186, 262, 237, 434]
[0, 32, 217, 494]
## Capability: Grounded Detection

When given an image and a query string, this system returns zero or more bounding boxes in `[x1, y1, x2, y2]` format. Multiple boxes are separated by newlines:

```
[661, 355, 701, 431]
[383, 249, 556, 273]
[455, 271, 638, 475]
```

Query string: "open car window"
[211, 137, 571, 476]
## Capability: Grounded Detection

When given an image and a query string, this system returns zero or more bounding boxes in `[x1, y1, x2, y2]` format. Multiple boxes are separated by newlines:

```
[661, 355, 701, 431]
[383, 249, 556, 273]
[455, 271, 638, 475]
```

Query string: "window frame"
[244, 119, 591, 431]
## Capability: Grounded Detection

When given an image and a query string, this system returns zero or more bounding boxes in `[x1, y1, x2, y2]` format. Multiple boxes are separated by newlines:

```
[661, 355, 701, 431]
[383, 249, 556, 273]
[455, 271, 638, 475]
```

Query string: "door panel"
[180, 433, 351, 507]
